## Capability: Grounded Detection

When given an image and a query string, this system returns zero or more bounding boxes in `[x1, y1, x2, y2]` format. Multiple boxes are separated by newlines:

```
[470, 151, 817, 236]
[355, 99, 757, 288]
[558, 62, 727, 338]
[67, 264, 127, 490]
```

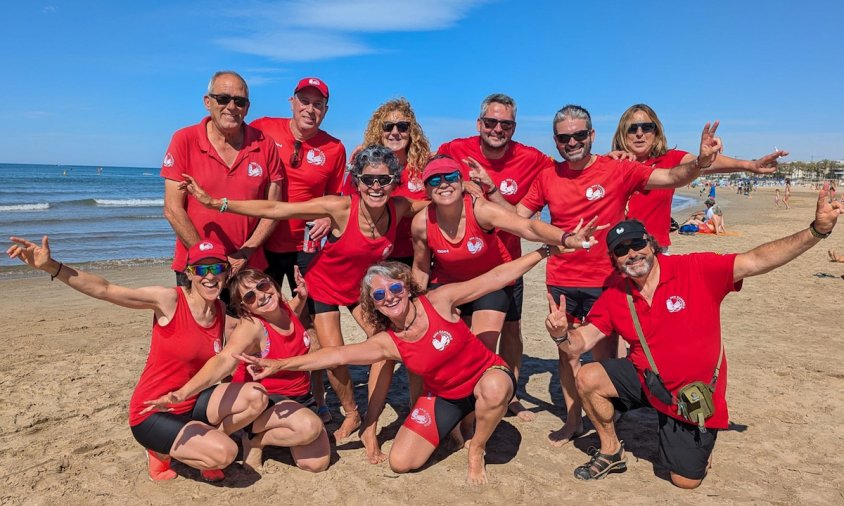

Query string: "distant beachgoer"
[775, 188, 783, 208]
[549, 187, 842, 487]
[6, 238, 268, 482]
[784, 180, 792, 209]
[684, 198, 725, 234]
[237, 245, 579, 485]
[609, 103, 785, 249]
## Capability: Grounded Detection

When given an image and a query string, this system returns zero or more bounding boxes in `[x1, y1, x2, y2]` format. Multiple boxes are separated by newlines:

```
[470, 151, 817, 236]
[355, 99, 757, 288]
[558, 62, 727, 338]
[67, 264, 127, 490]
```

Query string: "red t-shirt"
[388, 295, 506, 399]
[231, 304, 311, 397]
[586, 253, 741, 429]
[249, 117, 346, 253]
[437, 137, 552, 259]
[626, 149, 690, 246]
[305, 194, 398, 306]
[129, 288, 224, 426]
[427, 195, 512, 284]
[161, 117, 284, 271]
[520, 156, 655, 287]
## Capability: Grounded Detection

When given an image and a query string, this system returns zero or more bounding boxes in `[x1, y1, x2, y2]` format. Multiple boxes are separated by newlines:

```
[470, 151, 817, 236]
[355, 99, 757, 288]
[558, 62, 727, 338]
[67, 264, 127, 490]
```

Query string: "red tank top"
[305, 194, 398, 305]
[388, 295, 505, 399]
[231, 303, 311, 396]
[129, 288, 224, 426]
[427, 195, 512, 284]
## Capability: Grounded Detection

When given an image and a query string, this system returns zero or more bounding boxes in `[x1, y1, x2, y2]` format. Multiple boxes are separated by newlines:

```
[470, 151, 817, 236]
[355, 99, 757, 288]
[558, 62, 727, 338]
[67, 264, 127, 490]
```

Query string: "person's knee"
[670, 472, 703, 489]
[388, 453, 417, 474]
[296, 455, 330, 473]
[476, 374, 511, 406]
[299, 413, 325, 443]
[241, 383, 269, 414]
[203, 436, 238, 468]
[575, 363, 606, 396]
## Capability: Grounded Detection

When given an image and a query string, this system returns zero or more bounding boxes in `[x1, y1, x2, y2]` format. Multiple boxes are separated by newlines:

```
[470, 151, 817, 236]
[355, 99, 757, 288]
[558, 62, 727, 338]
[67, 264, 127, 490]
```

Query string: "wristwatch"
[809, 221, 831, 239]
[485, 185, 498, 196]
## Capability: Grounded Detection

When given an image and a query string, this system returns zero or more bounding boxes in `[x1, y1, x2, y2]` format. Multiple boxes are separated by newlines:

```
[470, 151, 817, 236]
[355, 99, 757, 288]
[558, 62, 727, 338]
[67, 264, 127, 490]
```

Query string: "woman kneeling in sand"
[236, 236, 597, 484]
[6, 237, 267, 482]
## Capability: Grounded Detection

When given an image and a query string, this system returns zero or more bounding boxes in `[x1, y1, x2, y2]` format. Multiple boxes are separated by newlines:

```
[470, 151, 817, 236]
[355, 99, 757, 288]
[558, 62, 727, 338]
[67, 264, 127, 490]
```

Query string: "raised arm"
[232, 180, 282, 272]
[410, 210, 432, 288]
[645, 122, 722, 189]
[733, 183, 843, 281]
[543, 291, 607, 357]
[462, 156, 516, 211]
[701, 150, 788, 176]
[163, 178, 201, 249]
[7, 236, 174, 313]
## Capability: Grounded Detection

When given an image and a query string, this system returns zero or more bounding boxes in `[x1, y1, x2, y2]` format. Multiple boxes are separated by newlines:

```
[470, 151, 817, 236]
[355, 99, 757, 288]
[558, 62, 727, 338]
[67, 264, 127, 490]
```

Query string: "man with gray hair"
[437, 93, 553, 422]
[512, 104, 722, 445]
[162, 71, 283, 290]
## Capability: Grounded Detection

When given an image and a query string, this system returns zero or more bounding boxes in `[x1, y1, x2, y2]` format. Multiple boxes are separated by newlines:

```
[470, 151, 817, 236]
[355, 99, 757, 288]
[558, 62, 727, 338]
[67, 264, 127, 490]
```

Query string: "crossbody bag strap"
[625, 282, 660, 375]
[710, 342, 725, 387]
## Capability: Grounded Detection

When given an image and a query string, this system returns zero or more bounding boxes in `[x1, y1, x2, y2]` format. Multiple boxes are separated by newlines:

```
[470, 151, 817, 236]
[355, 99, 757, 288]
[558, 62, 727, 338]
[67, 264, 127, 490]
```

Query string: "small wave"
[0, 203, 50, 212]
[94, 198, 164, 207]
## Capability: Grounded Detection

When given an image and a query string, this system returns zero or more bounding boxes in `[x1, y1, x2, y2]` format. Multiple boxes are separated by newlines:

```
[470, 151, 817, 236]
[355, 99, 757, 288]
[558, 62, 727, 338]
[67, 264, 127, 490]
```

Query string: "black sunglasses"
[554, 129, 591, 144]
[290, 140, 302, 168]
[357, 174, 395, 187]
[479, 117, 516, 132]
[241, 278, 273, 305]
[425, 170, 461, 187]
[371, 282, 405, 302]
[382, 121, 411, 133]
[627, 122, 657, 135]
[208, 93, 249, 108]
[612, 237, 649, 257]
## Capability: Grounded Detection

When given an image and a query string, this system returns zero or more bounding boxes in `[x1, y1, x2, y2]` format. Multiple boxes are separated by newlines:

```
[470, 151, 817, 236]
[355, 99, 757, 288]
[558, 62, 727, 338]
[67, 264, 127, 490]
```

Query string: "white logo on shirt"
[467, 237, 484, 254]
[407, 177, 424, 193]
[306, 148, 326, 166]
[303, 331, 311, 348]
[410, 407, 432, 426]
[500, 178, 518, 195]
[199, 241, 214, 251]
[585, 184, 605, 200]
[436, 249, 449, 254]
[247, 162, 263, 177]
[382, 245, 394, 258]
[666, 296, 686, 313]
[213, 339, 222, 354]
[163, 153, 174, 167]
[431, 330, 452, 351]
[275, 142, 284, 149]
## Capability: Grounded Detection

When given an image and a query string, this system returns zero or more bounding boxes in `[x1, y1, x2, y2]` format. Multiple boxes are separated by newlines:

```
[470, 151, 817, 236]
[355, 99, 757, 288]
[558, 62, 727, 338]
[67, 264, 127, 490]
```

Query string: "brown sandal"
[573, 441, 627, 480]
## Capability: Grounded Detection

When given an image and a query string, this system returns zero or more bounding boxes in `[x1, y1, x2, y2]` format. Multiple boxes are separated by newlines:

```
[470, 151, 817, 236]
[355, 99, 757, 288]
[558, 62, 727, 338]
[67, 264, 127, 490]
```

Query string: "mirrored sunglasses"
[371, 282, 405, 302]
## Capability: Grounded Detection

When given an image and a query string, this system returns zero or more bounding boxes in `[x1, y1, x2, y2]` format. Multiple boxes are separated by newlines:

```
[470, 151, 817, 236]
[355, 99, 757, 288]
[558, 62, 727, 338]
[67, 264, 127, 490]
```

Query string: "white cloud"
[216, 30, 376, 61]
[284, 0, 489, 32]
[42, 5, 56, 13]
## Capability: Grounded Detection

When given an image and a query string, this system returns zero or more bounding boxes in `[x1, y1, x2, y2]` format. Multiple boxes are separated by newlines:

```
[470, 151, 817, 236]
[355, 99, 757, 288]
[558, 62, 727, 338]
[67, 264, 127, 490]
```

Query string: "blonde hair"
[362, 98, 431, 180]
[611, 104, 669, 157]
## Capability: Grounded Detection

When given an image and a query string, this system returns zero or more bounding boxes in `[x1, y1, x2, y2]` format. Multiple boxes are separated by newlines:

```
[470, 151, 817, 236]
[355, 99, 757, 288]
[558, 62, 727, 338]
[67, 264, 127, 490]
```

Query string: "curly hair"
[362, 98, 431, 181]
[349, 144, 404, 185]
[359, 262, 426, 333]
[226, 268, 285, 320]
[611, 104, 669, 158]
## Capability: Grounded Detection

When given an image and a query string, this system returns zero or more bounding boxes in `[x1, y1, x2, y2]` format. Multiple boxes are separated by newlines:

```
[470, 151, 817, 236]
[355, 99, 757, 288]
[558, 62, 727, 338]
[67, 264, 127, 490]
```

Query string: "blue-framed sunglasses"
[425, 170, 461, 187]
[186, 262, 229, 277]
[370, 282, 405, 302]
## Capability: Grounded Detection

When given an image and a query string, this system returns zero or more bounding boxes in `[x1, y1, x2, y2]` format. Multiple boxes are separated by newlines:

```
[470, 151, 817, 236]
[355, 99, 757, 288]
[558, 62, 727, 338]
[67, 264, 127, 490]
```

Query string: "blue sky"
[2, 0, 842, 167]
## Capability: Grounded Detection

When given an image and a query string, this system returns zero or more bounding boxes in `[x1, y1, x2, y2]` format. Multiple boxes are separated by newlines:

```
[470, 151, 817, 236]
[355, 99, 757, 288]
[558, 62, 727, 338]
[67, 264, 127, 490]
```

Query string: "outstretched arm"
[734, 183, 843, 281]
[701, 150, 788, 176]
[6, 236, 173, 313]
[645, 122, 722, 189]
[544, 292, 607, 357]
[230, 181, 282, 273]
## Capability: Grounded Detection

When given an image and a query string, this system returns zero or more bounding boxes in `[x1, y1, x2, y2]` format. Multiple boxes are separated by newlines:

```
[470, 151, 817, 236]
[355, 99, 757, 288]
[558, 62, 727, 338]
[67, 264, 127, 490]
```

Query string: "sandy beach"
[2, 186, 843, 505]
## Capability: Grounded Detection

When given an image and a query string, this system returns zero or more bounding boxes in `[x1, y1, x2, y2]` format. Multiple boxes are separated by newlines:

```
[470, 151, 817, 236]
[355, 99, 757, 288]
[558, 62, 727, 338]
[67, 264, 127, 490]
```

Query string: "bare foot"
[507, 400, 537, 422]
[360, 428, 387, 464]
[241, 433, 263, 472]
[548, 418, 584, 448]
[333, 408, 361, 442]
[466, 448, 488, 485]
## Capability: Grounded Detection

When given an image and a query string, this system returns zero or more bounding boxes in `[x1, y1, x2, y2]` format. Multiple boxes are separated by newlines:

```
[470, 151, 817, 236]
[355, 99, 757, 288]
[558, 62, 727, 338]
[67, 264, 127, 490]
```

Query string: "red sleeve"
[519, 172, 547, 213]
[622, 160, 656, 194]
[436, 141, 453, 156]
[585, 289, 617, 337]
[160, 129, 189, 182]
[326, 143, 348, 195]
[265, 139, 284, 184]
[689, 252, 742, 302]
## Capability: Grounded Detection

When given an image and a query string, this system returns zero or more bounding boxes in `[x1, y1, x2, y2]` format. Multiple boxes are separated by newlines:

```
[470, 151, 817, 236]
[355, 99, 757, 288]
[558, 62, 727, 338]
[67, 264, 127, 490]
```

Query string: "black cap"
[606, 219, 649, 251]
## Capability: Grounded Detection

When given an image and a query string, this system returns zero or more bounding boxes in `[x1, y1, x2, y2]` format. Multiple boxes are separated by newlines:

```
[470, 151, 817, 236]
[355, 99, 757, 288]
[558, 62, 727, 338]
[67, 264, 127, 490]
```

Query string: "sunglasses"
[479, 117, 516, 132]
[425, 170, 461, 187]
[382, 121, 411, 133]
[187, 262, 229, 277]
[612, 238, 649, 257]
[371, 282, 405, 302]
[554, 129, 591, 144]
[290, 140, 302, 168]
[208, 93, 249, 108]
[357, 174, 395, 187]
[627, 122, 657, 135]
[241, 278, 273, 305]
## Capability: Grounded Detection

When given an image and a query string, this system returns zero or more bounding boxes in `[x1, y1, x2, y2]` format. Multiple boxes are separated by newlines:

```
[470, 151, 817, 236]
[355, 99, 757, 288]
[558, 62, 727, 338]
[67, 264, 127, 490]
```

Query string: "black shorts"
[429, 283, 512, 316]
[130, 386, 216, 455]
[308, 297, 359, 315]
[547, 285, 603, 321]
[264, 250, 317, 293]
[268, 392, 317, 413]
[601, 358, 718, 480]
[387, 255, 414, 267]
[504, 276, 524, 322]
[176, 271, 236, 317]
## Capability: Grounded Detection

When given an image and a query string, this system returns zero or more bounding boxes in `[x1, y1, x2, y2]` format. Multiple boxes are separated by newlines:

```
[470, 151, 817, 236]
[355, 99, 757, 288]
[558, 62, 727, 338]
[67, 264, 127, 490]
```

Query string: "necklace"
[361, 204, 388, 239]
[395, 301, 418, 333]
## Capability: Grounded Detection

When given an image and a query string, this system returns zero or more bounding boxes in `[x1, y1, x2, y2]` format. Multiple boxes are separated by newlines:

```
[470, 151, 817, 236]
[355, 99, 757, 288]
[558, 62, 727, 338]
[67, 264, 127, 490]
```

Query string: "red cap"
[186, 240, 228, 264]
[422, 157, 462, 182]
[294, 77, 329, 98]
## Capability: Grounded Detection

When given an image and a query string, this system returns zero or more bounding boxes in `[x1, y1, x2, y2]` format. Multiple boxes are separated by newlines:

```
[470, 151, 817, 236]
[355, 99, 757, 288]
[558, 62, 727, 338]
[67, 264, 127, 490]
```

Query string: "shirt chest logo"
[381, 244, 394, 259]
[466, 237, 485, 254]
[163, 153, 174, 167]
[500, 178, 518, 195]
[213, 339, 222, 354]
[410, 407, 432, 426]
[247, 162, 263, 177]
[303, 331, 311, 348]
[666, 295, 686, 313]
[306, 148, 326, 166]
[431, 330, 453, 351]
[407, 177, 424, 193]
[585, 184, 605, 201]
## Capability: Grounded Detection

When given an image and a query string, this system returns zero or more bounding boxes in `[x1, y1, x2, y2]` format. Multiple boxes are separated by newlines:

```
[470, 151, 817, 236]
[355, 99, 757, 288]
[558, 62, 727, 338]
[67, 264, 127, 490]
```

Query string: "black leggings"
[130, 386, 215, 455]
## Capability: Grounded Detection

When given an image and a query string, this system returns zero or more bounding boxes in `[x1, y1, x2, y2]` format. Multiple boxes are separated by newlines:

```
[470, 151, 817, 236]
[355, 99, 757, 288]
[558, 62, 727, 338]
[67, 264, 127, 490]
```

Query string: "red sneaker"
[146, 450, 177, 481]
[200, 469, 225, 482]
